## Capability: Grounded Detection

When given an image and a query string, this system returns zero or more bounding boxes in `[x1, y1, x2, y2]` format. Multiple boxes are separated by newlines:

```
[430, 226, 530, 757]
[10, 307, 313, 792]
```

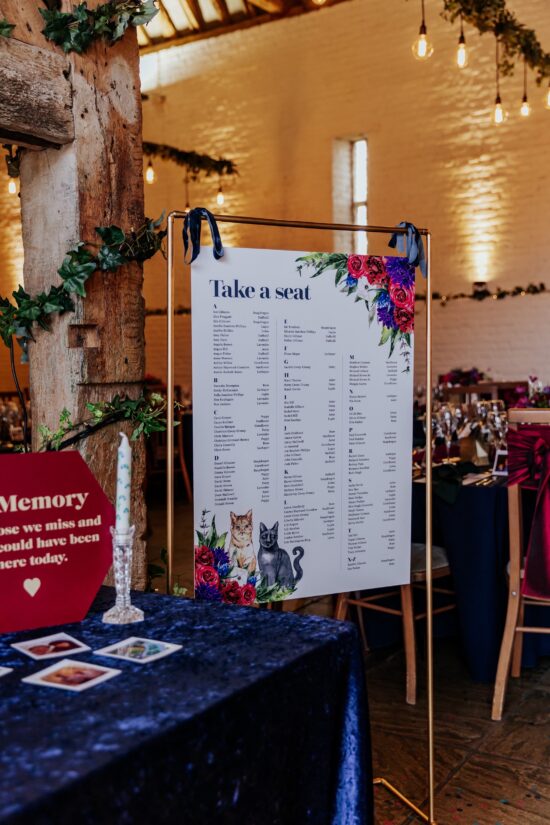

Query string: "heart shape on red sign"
[0, 451, 115, 633]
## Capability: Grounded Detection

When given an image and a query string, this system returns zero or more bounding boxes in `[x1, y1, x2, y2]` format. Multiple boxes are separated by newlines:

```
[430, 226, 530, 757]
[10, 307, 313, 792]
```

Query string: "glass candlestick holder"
[102, 525, 144, 624]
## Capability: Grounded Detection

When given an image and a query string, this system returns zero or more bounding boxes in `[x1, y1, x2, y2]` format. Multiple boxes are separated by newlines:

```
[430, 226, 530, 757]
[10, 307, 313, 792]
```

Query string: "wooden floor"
[367, 641, 550, 824]
[147, 494, 550, 825]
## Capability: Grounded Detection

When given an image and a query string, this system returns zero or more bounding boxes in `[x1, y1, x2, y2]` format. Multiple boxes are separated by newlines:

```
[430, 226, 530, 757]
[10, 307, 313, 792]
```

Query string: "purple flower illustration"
[213, 547, 230, 568]
[376, 292, 398, 330]
[384, 257, 414, 288]
[195, 582, 223, 602]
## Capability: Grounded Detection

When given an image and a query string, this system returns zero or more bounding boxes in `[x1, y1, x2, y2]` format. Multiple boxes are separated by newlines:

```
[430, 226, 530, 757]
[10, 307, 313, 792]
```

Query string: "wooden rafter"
[246, 0, 285, 13]
[139, 0, 345, 52]
[211, 0, 230, 24]
[156, 0, 177, 34]
[181, 0, 205, 30]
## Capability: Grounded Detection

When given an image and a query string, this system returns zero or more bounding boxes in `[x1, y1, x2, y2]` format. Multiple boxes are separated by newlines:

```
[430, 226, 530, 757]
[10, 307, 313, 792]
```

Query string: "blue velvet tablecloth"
[0, 589, 372, 825]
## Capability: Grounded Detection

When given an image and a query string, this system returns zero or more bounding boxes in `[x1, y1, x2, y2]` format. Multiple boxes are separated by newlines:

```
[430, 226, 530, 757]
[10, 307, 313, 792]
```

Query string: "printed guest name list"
[192, 247, 414, 598]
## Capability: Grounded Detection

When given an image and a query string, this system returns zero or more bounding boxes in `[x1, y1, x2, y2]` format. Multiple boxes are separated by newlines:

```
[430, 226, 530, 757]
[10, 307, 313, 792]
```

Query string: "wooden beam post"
[0, 38, 74, 148]
[2, 1, 148, 587]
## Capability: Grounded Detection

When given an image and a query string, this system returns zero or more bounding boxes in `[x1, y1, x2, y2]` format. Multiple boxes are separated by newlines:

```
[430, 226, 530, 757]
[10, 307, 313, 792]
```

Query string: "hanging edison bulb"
[545, 81, 550, 110]
[216, 186, 225, 207]
[8, 179, 17, 195]
[184, 174, 191, 210]
[492, 38, 504, 125]
[145, 160, 156, 184]
[493, 94, 504, 125]
[412, 1, 433, 61]
[520, 60, 530, 117]
[412, 23, 433, 61]
[456, 18, 467, 69]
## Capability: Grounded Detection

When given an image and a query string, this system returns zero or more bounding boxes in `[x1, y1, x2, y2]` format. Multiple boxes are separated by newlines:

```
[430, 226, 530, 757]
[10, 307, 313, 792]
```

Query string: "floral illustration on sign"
[296, 253, 415, 370]
[194, 510, 297, 604]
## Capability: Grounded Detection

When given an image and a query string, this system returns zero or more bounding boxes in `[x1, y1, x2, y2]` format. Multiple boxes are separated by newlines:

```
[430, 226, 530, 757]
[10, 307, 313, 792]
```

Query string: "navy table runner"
[0, 589, 372, 825]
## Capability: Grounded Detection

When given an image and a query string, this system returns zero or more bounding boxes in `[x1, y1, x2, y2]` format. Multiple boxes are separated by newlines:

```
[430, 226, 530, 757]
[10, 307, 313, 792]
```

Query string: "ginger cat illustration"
[228, 510, 257, 575]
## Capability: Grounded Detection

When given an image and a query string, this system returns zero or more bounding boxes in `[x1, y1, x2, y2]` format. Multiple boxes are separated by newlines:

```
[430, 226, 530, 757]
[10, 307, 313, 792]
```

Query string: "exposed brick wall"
[141, 0, 550, 389]
[0, 170, 28, 393]
[1, 1, 549, 402]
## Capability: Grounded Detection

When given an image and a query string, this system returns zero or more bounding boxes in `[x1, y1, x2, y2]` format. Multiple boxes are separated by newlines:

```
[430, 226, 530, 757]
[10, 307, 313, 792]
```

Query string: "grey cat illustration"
[258, 522, 304, 588]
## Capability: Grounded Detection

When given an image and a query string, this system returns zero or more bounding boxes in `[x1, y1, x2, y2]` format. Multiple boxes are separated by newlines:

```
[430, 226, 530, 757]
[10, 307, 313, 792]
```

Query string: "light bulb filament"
[520, 95, 530, 117]
[456, 32, 467, 69]
[412, 20, 433, 61]
[145, 161, 156, 184]
[416, 33, 428, 58]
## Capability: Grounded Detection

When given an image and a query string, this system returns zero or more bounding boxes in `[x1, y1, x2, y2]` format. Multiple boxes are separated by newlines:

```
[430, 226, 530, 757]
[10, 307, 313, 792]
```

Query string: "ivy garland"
[0, 215, 166, 351]
[39, 0, 158, 54]
[416, 281, 547, 306]
[38, 393, 171, 452]
[143, 142, 238, 181]
[441, 1, 550, 82]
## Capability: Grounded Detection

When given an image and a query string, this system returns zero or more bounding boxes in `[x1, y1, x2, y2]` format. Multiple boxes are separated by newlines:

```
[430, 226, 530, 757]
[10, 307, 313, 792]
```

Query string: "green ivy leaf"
[97, 245, 127, 272]
[40, 0, 159, 54]
[95, 225, 125, 246]
[0, 18, 15, 38]
[131, 0, 159, 26]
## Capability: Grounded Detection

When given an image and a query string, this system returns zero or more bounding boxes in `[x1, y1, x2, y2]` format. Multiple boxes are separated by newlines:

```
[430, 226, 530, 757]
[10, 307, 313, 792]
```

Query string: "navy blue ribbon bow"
[183, 207, 224, 264]
[388, 221, 426, 278]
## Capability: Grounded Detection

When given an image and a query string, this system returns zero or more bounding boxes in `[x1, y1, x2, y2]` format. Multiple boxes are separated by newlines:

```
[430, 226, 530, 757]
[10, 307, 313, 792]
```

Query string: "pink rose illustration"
[395, 307, 414, 333]
[240, 583, 257, 606]
[364, 257, 388, 286]
[222, 579, 242, 604]
[347, 255, 365, 279]
[195, 545, 215, 566]
[389, 281, 414, 311]
[195, 564, 220, 589]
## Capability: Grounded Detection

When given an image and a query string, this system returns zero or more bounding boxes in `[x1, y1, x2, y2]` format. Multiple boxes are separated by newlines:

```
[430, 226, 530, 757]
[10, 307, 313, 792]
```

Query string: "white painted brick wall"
[0, 176, 28, 392]
[1, 1, 549, 399]
[141, 0, 550, 389]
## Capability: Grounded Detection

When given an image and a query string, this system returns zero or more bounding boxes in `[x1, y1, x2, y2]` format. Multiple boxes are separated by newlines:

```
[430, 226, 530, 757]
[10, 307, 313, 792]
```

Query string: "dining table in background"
[360, 481, 550, 682]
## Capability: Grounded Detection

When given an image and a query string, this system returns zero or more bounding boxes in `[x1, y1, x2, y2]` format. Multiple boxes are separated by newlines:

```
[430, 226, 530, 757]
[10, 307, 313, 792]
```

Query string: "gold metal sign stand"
[165, 211, 435, 824]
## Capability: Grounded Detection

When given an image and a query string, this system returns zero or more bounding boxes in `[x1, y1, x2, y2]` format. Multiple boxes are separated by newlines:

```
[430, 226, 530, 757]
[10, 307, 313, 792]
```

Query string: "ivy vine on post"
[38, 393, 174, 453]
[0, 215, 167, 450]
[40, 0, 158, 54]
[0, 18, 14, 38]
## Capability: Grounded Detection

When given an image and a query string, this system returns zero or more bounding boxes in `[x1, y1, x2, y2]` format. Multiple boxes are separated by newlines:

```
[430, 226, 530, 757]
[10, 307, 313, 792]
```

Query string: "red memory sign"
[0, 452, 115, 633]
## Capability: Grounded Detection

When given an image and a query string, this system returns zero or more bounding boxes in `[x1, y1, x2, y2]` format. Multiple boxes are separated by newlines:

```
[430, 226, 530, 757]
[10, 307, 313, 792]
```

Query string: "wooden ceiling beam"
[211, 0, 230, 23]
[157, 0, 178, 34]
[139, 0, 343, 53]
[181, 0, 206, 30]
[0, 38, 74, 147]
[246, 0, 285, 13]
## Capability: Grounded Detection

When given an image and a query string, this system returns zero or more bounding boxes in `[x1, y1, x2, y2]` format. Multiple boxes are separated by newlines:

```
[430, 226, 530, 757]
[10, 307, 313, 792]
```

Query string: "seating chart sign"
[192, 247, 414, 604]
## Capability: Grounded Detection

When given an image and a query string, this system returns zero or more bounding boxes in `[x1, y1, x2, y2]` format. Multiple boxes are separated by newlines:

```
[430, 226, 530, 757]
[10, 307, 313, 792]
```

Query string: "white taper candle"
[115, 432, 132, 533]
